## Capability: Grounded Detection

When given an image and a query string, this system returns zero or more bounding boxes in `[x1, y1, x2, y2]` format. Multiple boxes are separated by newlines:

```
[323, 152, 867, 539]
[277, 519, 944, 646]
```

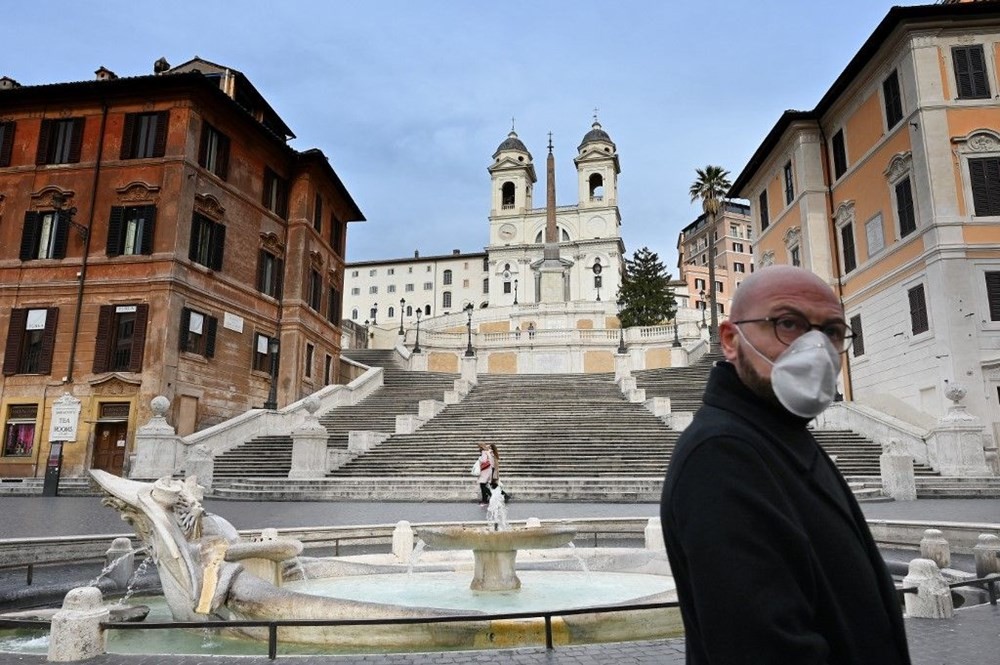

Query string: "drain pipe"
[66, 101, 108, 383]
[817, 124, 853, 401]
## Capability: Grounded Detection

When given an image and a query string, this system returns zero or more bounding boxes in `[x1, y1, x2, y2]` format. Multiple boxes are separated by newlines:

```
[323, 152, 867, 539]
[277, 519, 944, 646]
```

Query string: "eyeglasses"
[733, 314, 855, 353]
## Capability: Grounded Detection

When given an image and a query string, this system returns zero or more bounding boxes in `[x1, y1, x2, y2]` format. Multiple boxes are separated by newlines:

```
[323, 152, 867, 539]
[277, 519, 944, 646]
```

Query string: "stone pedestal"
[643, 397, 672, 418]
[347, 431, 390, 453]
[185, 444, 214, 492]
[461, 356, 478, 385]
[130, 396, 182, 479]
[644, 517, 665, 552]
[418, 399, 445, 420]
[289, 397, 328, 479]
[614, 354, 631, 383]
[880, 442, 916, 501]
[48, 587, 109, 662]
[926, 386, 991, 476]
[104, 537, 135, 590]
[973, 534, 1000, 577]
[920, 529, 951, 569]
[902, 558, 954, 619]
[392, 520, 415, 561]
[395, 414, 427, 434]
[444, 390, 464, 405]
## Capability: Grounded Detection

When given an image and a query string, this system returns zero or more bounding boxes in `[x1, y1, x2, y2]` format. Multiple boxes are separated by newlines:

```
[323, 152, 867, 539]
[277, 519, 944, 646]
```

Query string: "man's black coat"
[660, 362, 911, 664]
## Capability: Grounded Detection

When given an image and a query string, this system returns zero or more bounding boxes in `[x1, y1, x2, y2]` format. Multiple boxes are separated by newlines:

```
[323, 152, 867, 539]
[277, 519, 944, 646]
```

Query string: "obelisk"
[538, 133, 567, 303]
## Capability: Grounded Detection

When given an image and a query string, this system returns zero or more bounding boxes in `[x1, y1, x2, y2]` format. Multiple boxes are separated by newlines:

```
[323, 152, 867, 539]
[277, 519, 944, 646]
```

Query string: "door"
[92, 421, 128, 475]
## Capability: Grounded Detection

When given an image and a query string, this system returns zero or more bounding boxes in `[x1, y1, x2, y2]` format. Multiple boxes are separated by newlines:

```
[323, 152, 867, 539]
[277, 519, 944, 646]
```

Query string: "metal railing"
[895, 576, 1000, 605]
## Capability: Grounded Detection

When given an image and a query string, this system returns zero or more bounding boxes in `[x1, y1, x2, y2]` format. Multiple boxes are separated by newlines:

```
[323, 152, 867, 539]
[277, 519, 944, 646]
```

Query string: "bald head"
[729, 265, 840, 321]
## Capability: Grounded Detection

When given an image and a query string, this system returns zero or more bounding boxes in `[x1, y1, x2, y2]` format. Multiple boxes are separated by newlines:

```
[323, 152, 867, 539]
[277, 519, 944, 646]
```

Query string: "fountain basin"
[417, 525, 576, 591]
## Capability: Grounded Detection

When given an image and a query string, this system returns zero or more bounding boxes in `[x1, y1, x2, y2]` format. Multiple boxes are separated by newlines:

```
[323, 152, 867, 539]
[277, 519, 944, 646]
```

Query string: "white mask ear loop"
[734, 324, 774, 367]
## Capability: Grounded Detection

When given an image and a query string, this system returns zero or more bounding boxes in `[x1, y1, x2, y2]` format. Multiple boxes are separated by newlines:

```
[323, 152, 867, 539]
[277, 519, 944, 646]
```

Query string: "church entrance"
[92, 402, 130, 475]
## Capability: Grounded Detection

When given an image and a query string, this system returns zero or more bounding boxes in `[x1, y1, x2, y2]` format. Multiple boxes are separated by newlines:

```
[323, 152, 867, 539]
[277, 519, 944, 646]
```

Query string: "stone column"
[880, 439, 916, 501]
[130, 396, 182, 479]
[48, 587, 109, 661]
[289, 397, 329, 479]
[925, 384, 991, 476]
[919, 529, 951, 569]
[902, 558, 954, 619]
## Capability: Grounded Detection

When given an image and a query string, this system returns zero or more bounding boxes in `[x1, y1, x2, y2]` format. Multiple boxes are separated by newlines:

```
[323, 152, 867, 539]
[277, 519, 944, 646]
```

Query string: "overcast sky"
[3, 1, 914, 272]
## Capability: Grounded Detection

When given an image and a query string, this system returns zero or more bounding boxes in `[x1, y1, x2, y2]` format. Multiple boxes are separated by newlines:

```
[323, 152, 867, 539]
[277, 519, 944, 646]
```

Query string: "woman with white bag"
[470, 442, 494, 506]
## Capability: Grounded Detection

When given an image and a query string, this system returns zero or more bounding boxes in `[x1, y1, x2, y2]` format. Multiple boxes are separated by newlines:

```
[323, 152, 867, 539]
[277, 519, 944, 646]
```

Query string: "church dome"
[578, 121, 615, 151]
[493, 130, 532, 159]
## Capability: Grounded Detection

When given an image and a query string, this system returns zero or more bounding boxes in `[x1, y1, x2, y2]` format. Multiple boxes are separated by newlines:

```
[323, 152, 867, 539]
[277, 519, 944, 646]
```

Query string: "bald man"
[660, 266, 911, 664]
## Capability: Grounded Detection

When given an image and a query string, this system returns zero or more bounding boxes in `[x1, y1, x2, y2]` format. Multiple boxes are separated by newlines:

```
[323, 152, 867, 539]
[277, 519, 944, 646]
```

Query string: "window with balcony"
[2, 308, 58, 376]
[107, 205, 156, 256]
[121, 112, 168, 159]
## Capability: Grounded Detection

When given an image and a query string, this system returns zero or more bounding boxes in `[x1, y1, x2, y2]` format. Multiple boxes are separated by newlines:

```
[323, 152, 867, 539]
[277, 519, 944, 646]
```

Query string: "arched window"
[369, 307, 377, 319]
[351, 308, 358, 320]
[424, 305, 431, 315]
[443, 269, 452, 285]
[387, 306, 395, 318]
[443, 291, 452, 308]
[534, 228, 571, 243]
[589, 173, 604, 201]
[501, 182, 516, 208]
[406, 305, 412, 316]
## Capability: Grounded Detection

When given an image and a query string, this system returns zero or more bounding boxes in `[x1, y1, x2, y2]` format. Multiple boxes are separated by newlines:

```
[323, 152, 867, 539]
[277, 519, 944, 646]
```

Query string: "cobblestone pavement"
[2, 497, 999, 664]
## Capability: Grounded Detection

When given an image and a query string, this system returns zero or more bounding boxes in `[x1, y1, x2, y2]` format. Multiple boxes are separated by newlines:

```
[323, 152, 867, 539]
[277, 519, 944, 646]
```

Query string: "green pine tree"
[617, 247, 676, 328]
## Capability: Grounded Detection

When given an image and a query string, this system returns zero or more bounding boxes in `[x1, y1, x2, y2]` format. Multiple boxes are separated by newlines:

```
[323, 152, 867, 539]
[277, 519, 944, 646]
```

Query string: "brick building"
[0, 58, 364, 478]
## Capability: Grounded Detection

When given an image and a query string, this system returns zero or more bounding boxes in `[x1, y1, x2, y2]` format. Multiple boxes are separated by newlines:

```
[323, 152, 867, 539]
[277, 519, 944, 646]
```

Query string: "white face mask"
[736, 328, 842, 418]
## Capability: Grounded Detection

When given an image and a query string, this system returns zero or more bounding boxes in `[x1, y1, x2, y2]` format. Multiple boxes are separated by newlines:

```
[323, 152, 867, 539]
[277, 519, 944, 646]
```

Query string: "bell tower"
[574, 117, 620, 210]
[488, 127, 536, 217]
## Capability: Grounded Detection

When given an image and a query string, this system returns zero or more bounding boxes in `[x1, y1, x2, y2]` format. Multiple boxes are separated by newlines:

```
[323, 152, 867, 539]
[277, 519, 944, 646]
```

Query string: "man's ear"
[719, 321, 739, 362]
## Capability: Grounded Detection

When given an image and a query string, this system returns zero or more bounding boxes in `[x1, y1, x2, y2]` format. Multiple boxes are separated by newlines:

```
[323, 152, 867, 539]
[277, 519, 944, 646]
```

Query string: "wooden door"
[92, 421, 128, 475]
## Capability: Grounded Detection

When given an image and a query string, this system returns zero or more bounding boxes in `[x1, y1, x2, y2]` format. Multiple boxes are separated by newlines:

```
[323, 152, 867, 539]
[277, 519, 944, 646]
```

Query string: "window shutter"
[179, 307, 191, 351]
[262, 169, 273, 207]
[211, 223, 226, 271]
[92, 305, 114, 373]
[969, 157, 1000, 217]
[35, 119, 52, 164]
[832, 130, 847, 179]
[278, 179, 288, 218]
[68, 118, 85, 163]
[107, 206, 124, 256]
[2, 308, 28, 375]
[152, 111, 169, 158]
[908, 285, 928, 335]
[896, 179, 916, 237]
[850, 314, 864, 357]
[52, 212, 69, 259]
[217, 134, 230, 179]
[188, 214, 200, 262]
[969, 46, 990, 98]
[256, 250, 266, 292]
[954, 47, 973, 97]
[986, 272, 1000, 322]
[20, 212, 41, 260]
[841, 224, 856, 273]
[758, 190, 769, 230]
[275, 257, 284, 300]
[205, 316, 217, 358]
[0, 121, 14, 167]
[120, 113, 136, 159]
[37, 307, 59, 375]
[198, 121, 209, 166]
[128, 304, 149, 372]
[140, 205, 156, 255]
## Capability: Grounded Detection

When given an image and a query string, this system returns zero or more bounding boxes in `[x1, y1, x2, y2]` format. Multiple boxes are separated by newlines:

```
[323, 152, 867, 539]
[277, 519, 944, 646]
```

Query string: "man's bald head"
[729, 265, 840, 321]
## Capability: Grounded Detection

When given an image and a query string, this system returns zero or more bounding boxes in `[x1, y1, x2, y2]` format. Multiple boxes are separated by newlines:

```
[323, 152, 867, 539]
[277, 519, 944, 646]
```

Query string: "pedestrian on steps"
[489, 443, 511, 502]
[472, 443, 494, 505]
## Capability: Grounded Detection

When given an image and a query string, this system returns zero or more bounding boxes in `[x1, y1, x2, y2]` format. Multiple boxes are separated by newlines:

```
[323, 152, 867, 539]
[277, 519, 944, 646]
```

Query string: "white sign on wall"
[26, 309, 48, 330]
[49, 393, 82, 442]
[223, 312, 244, 333]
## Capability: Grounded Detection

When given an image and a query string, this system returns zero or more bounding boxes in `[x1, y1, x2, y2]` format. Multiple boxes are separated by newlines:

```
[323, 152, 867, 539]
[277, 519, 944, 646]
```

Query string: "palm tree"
[689, 166, 732, 345]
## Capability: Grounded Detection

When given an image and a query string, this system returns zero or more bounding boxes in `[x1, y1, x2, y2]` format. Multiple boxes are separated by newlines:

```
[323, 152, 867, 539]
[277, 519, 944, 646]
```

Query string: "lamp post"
[464, 304, 475, 357]
[52, 192, 87, 240]
[672, 310, 682, 348]
[363, 319, 370, 349]
[513, 278, 518, 305]
[372, 303, 378, 325]
[413, 309, 422, 353]
[263, 337, 280, 410]
[617, 300, 627, 355]
[398, 297, 406, 335]
[699, 289, 707, 328]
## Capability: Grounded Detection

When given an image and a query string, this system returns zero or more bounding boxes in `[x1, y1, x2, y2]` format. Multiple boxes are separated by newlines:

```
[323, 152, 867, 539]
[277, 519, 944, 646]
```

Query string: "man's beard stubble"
[736, 344, 781, 408]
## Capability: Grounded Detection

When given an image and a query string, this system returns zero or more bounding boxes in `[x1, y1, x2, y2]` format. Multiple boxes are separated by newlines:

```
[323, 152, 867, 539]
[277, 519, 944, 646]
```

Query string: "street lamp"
[51, 192, 87, 240]
[699, 289, 707, 328]
[398, 297, 406, 335]
[672, 310, 682, 348]
[617, 300, 627, 355]
[464, 303, 475, 357]
[372, 303, 378, 325]
[513, 278, 518, 305]
[363, 320, 370, 349]
[413, 309, 422, 353]
[263, 336, 280, 410]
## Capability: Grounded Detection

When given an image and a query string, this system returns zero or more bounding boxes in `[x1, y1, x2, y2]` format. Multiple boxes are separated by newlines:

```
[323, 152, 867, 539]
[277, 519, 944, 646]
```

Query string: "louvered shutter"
[278, 179, 288, 218]
[128, 305, 148, 372]
[211, 223, 226, 271]
[275, 257, 284, 300]
[0, 121, 14, 167]
[896, 179, 916, 237]
[35, 119, 52, 164]
[67, 118, 85, 163]
[986, 272, 1000, 322]
[908, 286, 928, 335]
[107, 206, 124, 256]
[140, 205, 156, 255]
[262, 169, 273, 207]
[969, 158, 1000, 217]
[205, 316, 217, 358]
[52, 211, 69, 259]
[2, 309, 28, 375]
[37, 307, 59, 375]
[20, 212, 41, 260]
[92, 305, 114, 373]
[217, 134, 230, 179]
[188, 214, 201, 262]
[179, 308, 191, 351]
[841, 224, 856, 273]
[849, 314, 864, 357]
[120, 113, 136, 159]
[256, 250, 266, 292]
[198, 121, 208, 166]
[969, 46, 990, 98]
[954, 47, 973, 98]
[152, 111, 169, 158]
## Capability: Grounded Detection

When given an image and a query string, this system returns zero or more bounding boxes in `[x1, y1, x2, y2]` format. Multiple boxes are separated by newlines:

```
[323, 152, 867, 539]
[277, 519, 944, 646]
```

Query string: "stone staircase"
[632, 351, 724, 412]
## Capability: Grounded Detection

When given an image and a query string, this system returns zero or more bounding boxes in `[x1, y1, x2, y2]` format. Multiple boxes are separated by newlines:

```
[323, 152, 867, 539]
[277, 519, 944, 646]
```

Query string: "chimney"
[452, 249, 460, 255]
[414, 250, 420, 258]
[153, 57, 170, 74]
[95, 67, 118, 81]
[0, 76, 21, 90]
